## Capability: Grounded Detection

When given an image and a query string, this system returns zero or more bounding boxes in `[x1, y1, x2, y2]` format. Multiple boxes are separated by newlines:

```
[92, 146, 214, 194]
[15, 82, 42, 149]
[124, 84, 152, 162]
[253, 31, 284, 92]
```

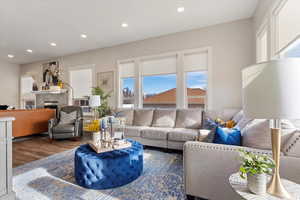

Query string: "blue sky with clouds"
[123, 71, 207, 94]
[285, 40, 300, 57]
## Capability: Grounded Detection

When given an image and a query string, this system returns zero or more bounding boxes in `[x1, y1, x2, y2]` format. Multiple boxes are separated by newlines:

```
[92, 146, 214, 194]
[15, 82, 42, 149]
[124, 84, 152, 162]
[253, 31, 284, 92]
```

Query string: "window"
[21, 76, 34, 95]
[186, 71, 207, 108]
[143, 74, 176, 108]
[117, 48, 210, 109]
[281, 37, 300, 58]
[141, 55, 177, 108]
[184, 51, 208, 108]
[119, 61, 135, 108]
[275, 0, 300, 52]
[20, 76, 35, 109]
[122, 77, 135, 108]
[69, 67, 93, 99]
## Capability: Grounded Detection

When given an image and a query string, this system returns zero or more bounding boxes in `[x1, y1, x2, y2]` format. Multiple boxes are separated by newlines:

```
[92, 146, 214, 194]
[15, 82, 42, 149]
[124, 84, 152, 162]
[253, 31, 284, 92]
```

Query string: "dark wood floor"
[13, 135, 89, 168]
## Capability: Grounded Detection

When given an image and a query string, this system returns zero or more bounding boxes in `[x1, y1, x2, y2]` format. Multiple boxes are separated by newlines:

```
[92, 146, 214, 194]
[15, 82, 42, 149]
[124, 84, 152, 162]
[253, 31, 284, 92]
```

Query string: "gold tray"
[88, 141, 132, 154]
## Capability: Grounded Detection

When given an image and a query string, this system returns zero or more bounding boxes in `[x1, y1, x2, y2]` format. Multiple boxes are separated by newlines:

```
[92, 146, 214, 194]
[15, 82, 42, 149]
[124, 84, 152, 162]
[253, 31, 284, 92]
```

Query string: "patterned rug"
[13, 147, 186, 200]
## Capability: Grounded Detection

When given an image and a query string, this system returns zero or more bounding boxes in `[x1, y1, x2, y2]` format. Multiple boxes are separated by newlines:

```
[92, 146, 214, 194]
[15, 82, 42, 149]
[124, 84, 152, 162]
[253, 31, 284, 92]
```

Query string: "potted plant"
[238, 149, 275, 195]
[91, 87, 112, 118]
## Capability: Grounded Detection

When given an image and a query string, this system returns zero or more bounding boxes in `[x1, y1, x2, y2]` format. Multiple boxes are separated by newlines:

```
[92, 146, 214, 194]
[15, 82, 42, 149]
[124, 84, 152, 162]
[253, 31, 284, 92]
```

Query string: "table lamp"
[89, 95, 101, 119]
[242, 59, 300, 199]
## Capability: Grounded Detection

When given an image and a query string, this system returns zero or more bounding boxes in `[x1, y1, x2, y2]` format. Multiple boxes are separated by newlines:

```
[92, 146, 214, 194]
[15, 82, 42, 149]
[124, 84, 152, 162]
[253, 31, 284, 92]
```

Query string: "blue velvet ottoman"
[74, 139, 143, 189]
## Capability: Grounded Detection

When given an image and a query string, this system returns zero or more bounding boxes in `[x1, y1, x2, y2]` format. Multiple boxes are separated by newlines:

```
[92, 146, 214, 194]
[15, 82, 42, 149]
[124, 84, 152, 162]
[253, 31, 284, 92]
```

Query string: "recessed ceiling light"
[8, 54, 14, 58]
[81, 34, 87, 38]
[26, 49, 33, 53]
[121, 23, 128, 28]
[50, 42, 57, 46]
[177, 7, 185, 13]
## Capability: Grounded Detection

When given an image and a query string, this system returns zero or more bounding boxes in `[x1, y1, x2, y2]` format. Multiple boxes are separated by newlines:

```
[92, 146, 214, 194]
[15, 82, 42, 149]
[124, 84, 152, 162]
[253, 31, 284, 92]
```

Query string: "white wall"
[21, 18, 255, 110]
[0, 60, 20, 107]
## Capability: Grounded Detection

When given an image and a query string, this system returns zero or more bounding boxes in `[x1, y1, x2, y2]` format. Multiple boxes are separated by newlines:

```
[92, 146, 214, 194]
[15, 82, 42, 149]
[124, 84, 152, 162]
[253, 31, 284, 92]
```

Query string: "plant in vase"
[239, 149, 275, 195]
[91, 87, 112, 118]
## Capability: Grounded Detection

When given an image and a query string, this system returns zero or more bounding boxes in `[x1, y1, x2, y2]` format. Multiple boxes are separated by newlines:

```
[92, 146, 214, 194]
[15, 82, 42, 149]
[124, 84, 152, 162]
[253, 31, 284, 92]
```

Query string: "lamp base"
[267, 172, 292, 199]
[267, 127, 292, 199]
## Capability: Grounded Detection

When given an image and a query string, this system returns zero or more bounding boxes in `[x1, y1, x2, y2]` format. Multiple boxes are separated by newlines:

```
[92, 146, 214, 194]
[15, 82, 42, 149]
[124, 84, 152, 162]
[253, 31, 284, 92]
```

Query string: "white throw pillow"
[235, 117, 252, 130]
[232, 110, 244, 123]
[60, 111, 77, 124]
[242, 119, 296, 150]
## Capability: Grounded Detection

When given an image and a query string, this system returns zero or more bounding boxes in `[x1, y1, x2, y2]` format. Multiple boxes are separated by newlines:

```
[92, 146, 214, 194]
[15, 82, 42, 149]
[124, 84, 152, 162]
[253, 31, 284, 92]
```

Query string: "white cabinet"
[0, 117, 15, 200]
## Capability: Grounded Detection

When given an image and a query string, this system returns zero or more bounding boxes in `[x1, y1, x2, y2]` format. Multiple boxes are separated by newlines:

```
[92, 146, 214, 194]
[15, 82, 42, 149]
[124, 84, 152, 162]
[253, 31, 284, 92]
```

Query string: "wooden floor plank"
[13, 135, 90, 168]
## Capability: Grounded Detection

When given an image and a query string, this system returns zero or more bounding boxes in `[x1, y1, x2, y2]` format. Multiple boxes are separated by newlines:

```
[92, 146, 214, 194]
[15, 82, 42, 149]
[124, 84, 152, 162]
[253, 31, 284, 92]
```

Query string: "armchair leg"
[186, 195, 195, 200]
[71, 137, 81, 141]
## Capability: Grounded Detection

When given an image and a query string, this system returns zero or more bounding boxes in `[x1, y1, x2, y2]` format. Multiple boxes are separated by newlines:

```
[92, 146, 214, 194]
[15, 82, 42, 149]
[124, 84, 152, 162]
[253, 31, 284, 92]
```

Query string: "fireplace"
[44, 101, 59, 116]
[35, 91, 69, 108]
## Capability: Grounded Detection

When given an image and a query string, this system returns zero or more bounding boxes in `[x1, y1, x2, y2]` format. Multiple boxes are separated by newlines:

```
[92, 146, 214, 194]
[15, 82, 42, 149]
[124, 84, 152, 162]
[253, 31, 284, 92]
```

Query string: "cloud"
[189, 84, 207, 89]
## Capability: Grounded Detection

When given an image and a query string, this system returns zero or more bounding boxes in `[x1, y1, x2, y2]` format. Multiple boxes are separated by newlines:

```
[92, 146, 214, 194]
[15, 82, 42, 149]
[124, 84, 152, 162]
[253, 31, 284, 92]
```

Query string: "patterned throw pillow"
[60, 111, 77, 124]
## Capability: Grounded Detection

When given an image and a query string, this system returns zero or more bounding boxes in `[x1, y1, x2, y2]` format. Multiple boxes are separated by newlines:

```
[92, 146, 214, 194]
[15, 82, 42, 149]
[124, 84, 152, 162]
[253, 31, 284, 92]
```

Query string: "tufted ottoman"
[74, 139, 143, 189]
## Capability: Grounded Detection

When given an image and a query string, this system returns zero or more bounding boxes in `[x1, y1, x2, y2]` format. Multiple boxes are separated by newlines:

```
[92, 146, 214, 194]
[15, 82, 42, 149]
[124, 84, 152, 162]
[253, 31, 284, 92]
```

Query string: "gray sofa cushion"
[133, 109, 154, 126]
[152, 109, 176, 128]
[168, 128, 198, 142]
[124, 126, 145, 137]
[175, 109, 202, 129]
[116, 109, 134, 125]
[53, 124, 75, 133]
[141, 127, 170, 140]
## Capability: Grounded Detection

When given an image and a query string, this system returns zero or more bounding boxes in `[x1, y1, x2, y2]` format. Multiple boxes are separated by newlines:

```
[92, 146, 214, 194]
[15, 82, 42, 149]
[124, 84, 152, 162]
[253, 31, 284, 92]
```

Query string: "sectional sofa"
[184, 109, 300, 200]
[116, 108, 203, 150]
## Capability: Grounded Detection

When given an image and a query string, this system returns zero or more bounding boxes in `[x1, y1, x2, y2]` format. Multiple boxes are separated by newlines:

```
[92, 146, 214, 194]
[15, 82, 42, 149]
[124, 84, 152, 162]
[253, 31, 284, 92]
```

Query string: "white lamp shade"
[89, 95, 101, 107]
[242, 59, 300, 119]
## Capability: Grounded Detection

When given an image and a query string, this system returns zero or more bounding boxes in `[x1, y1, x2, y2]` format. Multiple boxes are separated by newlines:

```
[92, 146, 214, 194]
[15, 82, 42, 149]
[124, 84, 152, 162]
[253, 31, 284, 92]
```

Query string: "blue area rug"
[13, 148, 186, 200]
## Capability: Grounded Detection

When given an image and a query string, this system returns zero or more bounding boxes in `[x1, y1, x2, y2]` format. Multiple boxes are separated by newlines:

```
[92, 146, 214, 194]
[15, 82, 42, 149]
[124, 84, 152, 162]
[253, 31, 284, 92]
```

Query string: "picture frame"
[42, 61, 60, 86]
[97, 71, 114, 94]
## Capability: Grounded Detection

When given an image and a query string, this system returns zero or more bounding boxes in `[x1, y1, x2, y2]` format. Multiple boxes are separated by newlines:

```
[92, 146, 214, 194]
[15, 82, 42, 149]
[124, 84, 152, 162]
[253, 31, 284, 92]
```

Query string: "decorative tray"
[88, 140, 131, 154]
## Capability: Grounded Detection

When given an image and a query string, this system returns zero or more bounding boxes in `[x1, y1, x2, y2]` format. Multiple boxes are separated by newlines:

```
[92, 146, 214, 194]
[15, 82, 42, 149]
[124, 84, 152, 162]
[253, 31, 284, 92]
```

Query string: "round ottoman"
[75, 139, 143, 189]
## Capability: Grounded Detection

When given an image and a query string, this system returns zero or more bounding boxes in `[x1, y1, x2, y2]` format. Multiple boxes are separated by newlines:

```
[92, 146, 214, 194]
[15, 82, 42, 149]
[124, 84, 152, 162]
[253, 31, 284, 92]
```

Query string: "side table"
[229, 173, 300, 200]
[197, 129, 212, 141]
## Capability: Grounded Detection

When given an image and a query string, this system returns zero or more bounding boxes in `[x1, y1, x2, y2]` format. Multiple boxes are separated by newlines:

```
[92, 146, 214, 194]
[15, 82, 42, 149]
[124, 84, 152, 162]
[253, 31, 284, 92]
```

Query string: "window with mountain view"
[122, 77, 135, 108]
[143, 74, 176, 108]
[186, 71, 207, 108]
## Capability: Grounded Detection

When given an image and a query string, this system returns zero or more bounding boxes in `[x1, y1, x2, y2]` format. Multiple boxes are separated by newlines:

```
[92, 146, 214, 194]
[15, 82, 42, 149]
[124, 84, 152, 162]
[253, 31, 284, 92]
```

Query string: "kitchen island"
[0, 109, 55, 138]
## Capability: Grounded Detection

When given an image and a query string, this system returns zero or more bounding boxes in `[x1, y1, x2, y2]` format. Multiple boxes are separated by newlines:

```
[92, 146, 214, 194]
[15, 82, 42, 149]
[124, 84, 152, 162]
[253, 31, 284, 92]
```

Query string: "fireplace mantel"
[32, 89, 68, 95]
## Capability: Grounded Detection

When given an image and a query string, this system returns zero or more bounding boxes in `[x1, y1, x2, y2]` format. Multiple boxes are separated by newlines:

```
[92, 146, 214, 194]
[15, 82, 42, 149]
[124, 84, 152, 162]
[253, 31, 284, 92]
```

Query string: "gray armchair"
[48, 106, 83, 140]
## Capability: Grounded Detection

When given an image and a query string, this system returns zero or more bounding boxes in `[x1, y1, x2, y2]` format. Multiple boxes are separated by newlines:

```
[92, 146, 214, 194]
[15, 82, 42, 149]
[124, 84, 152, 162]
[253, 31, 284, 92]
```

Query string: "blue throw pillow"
[213, 126, 241, 146]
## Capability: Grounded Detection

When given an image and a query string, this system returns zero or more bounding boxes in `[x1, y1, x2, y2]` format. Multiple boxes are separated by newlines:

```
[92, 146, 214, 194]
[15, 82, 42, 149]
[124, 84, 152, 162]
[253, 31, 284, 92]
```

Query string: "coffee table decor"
[88, 116, 128, 153]
[88, 139, 131, 154]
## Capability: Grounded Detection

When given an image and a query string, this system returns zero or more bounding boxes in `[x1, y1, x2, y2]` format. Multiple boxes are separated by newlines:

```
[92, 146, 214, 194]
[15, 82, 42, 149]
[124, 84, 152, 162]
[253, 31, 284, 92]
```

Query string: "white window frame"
[68, 64, 96, 101]
[256, 20, 269, 63]
[116, 47, 212, 110]
[270, 0, 297, 57]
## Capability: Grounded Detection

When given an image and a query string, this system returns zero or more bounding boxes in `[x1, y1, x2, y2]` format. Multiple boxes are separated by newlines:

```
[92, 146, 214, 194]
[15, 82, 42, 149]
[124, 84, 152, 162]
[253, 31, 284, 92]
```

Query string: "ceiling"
[0, 0, 258, 64]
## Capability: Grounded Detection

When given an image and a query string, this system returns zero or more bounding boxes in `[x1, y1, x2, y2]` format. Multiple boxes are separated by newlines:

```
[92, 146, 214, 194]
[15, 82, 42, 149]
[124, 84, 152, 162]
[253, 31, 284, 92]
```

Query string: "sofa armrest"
[183, 142, 272, 200]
